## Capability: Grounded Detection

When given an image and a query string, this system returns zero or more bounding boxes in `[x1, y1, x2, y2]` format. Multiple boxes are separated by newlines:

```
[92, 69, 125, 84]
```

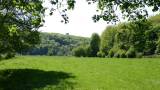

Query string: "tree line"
[21, 33, 90, 56]
[73, 14, 160, 58]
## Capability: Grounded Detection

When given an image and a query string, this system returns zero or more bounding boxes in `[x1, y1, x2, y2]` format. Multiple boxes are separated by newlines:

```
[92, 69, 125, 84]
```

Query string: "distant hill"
[22, 32, 90, 56]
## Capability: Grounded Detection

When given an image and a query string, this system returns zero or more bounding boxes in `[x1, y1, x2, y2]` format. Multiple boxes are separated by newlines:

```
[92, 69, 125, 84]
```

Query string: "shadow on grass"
[0, 69, 75, 90]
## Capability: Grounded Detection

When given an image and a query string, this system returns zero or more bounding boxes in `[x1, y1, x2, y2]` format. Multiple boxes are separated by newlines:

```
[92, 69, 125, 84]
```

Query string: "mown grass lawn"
[0, 56, 160, 90]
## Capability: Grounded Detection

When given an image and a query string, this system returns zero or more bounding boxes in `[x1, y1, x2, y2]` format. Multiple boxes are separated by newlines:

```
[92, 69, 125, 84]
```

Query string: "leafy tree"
[49, 0, 160, 23]
[97, 51, 105, 58]
[90, 33, 100, 57]
[88, 0, 160, 23]
[144, 25, 159, 55]
[114, 23, 131, 51]
[100, 14, 160, 58]
[129, 20, 152, 52]
[100, 26, 117, 55]
[0, 0, 45, 58]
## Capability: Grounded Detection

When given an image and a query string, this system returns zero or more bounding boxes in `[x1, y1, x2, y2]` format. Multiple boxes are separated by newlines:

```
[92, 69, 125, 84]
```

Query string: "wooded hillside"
[21, 33, 90, 56]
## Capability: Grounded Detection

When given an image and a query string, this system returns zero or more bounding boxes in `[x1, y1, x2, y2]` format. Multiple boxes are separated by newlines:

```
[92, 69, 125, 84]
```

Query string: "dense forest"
[21, 33, 90, 56]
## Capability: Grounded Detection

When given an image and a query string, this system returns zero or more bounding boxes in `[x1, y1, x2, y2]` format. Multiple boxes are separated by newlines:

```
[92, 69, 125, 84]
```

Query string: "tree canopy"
[91, 0, 160, 22]
[0, 0, 45, 58]
[100, 14, 160, 58]
[90, 33, 100, 57]
[49, 0, 160, 23]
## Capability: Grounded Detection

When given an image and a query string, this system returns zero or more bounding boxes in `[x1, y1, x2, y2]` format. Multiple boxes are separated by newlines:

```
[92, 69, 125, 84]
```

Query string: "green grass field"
[0, 56, 160, 90]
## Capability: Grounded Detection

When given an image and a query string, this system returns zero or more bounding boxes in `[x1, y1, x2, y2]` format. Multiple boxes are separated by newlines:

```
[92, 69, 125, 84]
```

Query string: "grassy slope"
[0, 56, 160, 90]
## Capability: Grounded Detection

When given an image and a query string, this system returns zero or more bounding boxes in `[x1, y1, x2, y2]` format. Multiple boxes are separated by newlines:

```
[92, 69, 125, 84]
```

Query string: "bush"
[85, 45, 91, 57]
[73, 46, 86, 57]
[108, 49, 115, 58]
[119, 50, 126, 58]
[126, 46, 136, 58]
[5, 52, 15, 59]
[113, 52, 120, 58]
[97, 51, 105, 58]
[113, 49, 126, 58]
[136, 53, 143, 58]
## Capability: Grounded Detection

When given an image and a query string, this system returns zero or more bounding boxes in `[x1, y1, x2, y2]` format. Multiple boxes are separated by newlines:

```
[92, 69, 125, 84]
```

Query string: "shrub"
[97, 51, 105, 58]
[119, 50, 126, 58]
[5, 52, 15, 59]
[73, 46, 86, 57]
[136, 53, 143, 58]
[126, 46, 136, 58]
[113, 52, 120, 58]
[108, 49, 115, 58]
[85, 45, 91, 57]
[113, 49, 126, 58]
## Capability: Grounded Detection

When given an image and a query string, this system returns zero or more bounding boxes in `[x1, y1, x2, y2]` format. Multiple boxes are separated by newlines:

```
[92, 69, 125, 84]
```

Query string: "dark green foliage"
[67, 0, 76, 9]
[0, 55, 2, 60]
[136, 53, 143, 58]
[108, 49, 114, 58]
[84, 45, 92, 57]
[155, 38, 160, 55]
[100, 14, 160, 58]
[126, 46, 136, 58]
[73, 44, 93, 57]
[118, 49, 126, 58]
[5, 52, 15, 59]
[143, 23, 160, 55]
[97, 51, 105, 58]
[87, 0, 160, 23]
[100, 26, 117, 56]
[0, 0, 44, 58]
[129, 21, 152, 52]
[73, 46, 86, 57]
[22, 33, 90, 56]
[90, 33, 100, 57]
[113, 49, 126, 58]
[49, 0, 160, 23]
